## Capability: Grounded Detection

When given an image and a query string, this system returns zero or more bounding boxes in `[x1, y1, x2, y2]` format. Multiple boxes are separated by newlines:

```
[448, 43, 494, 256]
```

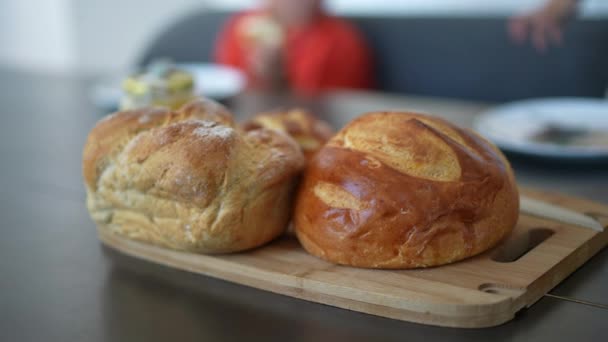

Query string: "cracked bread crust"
[83, 99, 305, 253]
[242, 108, 334, 161]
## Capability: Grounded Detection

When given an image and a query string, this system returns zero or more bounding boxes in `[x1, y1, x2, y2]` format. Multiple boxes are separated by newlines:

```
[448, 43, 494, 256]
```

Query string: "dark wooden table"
[1, 68, 607, 341]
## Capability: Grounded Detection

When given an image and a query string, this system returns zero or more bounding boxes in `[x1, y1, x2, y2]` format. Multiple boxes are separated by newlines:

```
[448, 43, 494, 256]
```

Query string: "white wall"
[0, 0, 75, 73]
[71, 0, 206, 74]
[1, 0, 607, 75]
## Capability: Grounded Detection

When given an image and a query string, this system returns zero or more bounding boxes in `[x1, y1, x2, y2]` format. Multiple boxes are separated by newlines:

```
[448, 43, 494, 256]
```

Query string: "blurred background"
[2, 0, 608, 156]
[2, 0, 607, 76]
[3, 3, 608, 341]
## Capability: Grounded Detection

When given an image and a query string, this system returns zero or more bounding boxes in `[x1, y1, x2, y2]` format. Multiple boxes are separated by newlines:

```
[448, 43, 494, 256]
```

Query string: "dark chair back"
[353, 16, 608, 101]
[139, 11, 608, 101]
[139, 11, 231, 66]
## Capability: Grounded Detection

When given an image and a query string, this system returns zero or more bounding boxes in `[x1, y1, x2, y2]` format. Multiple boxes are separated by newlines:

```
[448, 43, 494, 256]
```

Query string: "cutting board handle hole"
[478, 283, 525, 296]
[491, 228, 554, 263]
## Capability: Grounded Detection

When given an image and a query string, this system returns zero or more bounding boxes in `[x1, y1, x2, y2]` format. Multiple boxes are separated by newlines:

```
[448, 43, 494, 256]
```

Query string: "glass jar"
[120, 61, 196, 110]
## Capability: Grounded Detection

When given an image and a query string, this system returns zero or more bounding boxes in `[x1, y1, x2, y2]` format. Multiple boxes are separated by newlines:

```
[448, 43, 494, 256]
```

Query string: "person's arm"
[246, 44, 287, 91]
[215, 14, 285, 91]
[508, 0, 580, 52]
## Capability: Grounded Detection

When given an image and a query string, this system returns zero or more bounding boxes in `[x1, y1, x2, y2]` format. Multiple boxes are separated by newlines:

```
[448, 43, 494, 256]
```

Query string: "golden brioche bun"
[294, 111, 519, 268]
[83, 98, 305, 253]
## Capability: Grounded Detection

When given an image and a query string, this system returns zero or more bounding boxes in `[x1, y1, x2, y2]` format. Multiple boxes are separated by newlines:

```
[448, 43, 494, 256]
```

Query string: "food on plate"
[294, 111, 519, 269]
[83, 98, 305, 253]
[242, 108, 334, 161]
[532, 123, 608, 149]
[121, 60, 196, 110]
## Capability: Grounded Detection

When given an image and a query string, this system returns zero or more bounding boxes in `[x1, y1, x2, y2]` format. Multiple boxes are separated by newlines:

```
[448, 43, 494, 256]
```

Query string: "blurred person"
[509, 0, 580, 52]
[214, 0, 374, 94]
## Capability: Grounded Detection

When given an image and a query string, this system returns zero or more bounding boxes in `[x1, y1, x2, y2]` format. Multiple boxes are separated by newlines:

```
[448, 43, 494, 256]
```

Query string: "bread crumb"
[138, 114, 151, 124]
[184, 224, 194, 242]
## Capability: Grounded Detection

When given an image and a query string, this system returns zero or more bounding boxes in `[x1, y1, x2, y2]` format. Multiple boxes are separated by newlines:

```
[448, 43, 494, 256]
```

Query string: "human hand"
[508, 0, 578, 52]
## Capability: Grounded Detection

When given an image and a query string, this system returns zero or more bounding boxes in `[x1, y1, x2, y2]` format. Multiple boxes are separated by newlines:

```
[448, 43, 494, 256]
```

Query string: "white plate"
[90, 63, 246, 109]
[473, 98, 608, 159]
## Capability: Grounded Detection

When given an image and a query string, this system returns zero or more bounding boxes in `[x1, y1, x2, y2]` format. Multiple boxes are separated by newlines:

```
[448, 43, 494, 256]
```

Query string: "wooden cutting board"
[98, 188, 608, 328]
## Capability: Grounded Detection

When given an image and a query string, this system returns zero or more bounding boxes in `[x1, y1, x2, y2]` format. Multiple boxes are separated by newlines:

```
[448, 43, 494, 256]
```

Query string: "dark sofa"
[139, 10, 608, 102]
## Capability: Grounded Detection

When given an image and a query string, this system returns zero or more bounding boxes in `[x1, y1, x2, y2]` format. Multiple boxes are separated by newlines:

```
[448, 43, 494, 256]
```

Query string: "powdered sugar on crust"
[191, 120, 235, 140]
[195, 120, 216, 128]
[122, 132, 147, 154]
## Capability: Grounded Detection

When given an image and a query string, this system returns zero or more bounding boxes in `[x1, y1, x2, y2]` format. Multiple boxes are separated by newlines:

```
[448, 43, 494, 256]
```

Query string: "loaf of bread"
[83, 99, 305, 253]
[294, 111, 519, 268]
[243, 108, 334, 161]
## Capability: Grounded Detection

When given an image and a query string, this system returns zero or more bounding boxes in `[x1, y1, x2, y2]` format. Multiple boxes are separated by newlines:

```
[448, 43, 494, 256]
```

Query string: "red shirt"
[214, 11, 374, 93]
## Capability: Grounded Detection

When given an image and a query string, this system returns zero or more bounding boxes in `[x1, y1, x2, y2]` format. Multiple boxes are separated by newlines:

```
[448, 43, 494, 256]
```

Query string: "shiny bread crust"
[294, 111, 519, 268]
